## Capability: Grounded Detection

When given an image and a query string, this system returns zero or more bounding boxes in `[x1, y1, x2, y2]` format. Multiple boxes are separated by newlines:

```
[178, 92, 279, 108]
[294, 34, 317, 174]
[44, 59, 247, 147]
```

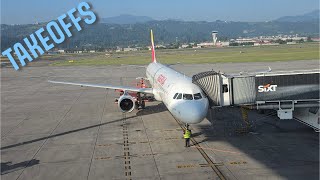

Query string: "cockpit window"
[194, 93, 202, 100]
[173, 93, 178, 99]
[176, 93, 182, 99]
[183, 94, 193, 100]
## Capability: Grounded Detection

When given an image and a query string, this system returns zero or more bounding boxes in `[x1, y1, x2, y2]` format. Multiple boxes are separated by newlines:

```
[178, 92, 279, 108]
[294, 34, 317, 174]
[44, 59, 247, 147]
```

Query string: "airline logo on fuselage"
[258, 84, 277, 92]
[157, 74, 167, 85]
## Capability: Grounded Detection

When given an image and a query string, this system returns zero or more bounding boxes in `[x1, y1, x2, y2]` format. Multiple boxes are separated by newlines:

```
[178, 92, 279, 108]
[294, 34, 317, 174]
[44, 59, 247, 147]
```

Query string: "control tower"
[212, 31, 218, 46]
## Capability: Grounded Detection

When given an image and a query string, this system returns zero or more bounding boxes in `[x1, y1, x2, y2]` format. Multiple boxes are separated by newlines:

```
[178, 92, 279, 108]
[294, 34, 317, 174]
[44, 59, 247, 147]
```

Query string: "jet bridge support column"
[241, 107, 250, 129]
[235, 107, 251, 134]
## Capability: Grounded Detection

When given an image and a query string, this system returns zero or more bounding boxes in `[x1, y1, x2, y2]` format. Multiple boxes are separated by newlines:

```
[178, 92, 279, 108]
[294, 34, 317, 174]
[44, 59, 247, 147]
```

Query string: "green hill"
[1, 20, 319, 51]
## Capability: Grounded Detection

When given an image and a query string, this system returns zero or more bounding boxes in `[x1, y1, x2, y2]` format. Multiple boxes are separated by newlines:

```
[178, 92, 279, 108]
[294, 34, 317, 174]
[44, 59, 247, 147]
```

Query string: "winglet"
[151, 30, 157, 63]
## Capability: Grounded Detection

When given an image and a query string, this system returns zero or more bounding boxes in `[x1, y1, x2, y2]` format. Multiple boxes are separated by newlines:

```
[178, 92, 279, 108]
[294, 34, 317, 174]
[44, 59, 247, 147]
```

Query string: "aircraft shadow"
[136, 103, 167, 116]
[2, 103, 318, 179]
[0, 116, 138, 151]
[1, 159, 39, 175]
[1, 103, 165, 151]
[192, 106, 319, 179]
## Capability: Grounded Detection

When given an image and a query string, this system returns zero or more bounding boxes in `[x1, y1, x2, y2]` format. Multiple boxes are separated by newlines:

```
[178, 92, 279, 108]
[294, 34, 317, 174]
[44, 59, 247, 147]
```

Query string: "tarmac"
[1, 60, 319, 180]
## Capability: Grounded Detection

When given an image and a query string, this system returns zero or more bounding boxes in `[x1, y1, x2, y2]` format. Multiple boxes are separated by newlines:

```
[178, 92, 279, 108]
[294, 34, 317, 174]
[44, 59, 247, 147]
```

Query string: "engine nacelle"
[118, 95, 135, 113]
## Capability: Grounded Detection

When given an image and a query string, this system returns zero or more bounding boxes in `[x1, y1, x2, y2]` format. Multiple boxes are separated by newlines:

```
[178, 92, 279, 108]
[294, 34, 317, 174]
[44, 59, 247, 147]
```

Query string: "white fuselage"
[146, 62, 209, 124]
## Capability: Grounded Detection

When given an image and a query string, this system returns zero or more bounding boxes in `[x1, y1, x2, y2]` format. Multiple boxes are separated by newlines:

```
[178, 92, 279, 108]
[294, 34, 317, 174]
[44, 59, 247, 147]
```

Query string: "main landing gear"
[135, 92, 146, 110]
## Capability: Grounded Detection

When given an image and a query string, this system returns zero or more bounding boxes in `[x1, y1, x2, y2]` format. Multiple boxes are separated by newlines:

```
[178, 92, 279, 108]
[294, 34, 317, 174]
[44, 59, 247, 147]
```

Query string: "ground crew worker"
[183, 125, 191, 147]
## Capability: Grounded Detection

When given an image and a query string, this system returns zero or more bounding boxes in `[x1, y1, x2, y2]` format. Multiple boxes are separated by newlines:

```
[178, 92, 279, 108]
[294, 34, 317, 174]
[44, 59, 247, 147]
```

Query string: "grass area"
[50, 43, 319, 66]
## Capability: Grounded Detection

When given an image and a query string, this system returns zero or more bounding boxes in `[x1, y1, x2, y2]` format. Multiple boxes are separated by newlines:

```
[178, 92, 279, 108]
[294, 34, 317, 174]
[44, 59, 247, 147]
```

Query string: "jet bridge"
[192, 69, 320, 131]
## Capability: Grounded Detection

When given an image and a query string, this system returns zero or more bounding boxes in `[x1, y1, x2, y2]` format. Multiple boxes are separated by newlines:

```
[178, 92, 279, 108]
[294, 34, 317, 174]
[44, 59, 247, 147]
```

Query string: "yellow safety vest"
[184, 130, 191, 139]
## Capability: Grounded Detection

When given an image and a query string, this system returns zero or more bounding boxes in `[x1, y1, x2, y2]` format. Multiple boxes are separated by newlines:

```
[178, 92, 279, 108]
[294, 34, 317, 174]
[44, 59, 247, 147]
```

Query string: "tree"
[307, 36, 312, 42]
[298, 39, 305, 43]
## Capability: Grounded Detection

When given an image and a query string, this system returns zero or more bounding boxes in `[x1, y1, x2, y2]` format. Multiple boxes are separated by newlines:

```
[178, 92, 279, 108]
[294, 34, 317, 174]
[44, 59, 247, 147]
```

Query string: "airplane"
[49, 30, 209, 125]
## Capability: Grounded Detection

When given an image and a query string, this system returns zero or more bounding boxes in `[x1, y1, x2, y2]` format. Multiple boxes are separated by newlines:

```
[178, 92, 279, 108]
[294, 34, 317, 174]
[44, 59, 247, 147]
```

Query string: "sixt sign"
[1, 2, 97, 70]
[258, 84, 277, 92]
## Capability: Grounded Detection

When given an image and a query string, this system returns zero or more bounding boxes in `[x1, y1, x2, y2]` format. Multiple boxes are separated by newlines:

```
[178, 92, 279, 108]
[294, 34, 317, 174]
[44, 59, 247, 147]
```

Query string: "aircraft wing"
[48, 80, 153, 94]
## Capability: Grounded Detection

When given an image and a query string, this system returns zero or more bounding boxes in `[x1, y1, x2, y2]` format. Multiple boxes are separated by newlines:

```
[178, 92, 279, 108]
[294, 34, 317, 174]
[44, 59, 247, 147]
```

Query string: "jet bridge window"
[176, 93, 182, 99]
[173, 93, 178, 99]
[194, 93, 202, 100]
[222, 84, 228, 93]
[183, 94, 193, 100]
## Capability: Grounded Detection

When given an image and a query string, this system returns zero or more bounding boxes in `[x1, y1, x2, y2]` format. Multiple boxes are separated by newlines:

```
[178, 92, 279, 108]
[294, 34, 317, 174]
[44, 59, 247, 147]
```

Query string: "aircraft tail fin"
[150, 30, 157, 63]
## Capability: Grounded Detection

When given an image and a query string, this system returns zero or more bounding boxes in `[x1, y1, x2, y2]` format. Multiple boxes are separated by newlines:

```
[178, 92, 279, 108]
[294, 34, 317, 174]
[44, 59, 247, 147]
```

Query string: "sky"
[1, 0, 319, 24]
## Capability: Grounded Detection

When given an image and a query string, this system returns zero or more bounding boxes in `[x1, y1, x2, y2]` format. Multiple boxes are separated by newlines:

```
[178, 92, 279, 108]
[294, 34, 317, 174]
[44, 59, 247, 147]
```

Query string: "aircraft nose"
[172, 100, 208, 124]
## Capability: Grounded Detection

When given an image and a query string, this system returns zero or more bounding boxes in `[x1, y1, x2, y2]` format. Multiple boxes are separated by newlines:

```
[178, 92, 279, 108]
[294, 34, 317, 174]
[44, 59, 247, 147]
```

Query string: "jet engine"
[118, 94, 135, 113]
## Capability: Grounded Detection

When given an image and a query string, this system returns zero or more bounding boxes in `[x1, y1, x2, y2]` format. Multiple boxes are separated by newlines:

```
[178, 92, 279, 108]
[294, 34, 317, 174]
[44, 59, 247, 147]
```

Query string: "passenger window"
[194, 93, 202, 100]
[183, 94, 193, 100]
[173, 93, 178, 99]
[176, 93, 182, 99]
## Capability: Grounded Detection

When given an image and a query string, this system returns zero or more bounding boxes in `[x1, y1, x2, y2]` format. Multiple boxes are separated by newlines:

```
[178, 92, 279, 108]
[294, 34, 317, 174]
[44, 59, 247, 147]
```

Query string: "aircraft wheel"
[141, 101, 145, 109]
[135, 101, 139, 109]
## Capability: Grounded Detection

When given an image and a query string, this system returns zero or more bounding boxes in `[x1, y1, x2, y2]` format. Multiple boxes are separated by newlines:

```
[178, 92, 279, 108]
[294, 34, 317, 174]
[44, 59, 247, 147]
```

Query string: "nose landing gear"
[185, 123, 189, 130]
